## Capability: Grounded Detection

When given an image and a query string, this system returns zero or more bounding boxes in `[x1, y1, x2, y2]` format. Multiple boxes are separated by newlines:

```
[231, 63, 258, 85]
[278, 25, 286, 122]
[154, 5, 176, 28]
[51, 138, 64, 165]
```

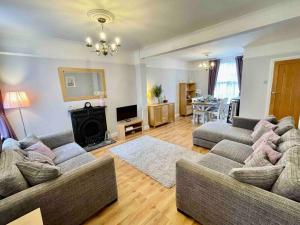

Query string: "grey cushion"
[244, 151, 273, 168]
[19, 135, 40, 149]
[52, 142, 86, 164]
[197, 153, 243, 175]
[2, 138, 21, 151]
[264, 115, 278, 124]
[251, 125, 272, 142]
[210, 140, 253, 164]
[16, 161, 61, 186]
[57, 153, 95, 173]
[0, 151, 29, 197]
[26, 151, 54, 165]
[193, 122, 253, 145]
[272, 146, 300, 202]
[277, 128, 300, 153]
[229, 165, 284, 190]
[274, 116, 295, 136]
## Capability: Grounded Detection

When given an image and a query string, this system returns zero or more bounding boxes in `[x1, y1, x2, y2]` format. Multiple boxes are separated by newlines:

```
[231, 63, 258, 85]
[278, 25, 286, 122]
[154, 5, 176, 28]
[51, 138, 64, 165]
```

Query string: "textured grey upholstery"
[193, 137, 216, 149]
[193, 121, 253, 148]
[52, 142, 86, 164]
[210, 140, 253, 164]
[0, 155, 117, 225]
[232, 116, 260, 130]
[39, 130, 75, 149]
[57, 152, 96, 173]
[197, 153, 243, 175]
[176, 159, 300, 225]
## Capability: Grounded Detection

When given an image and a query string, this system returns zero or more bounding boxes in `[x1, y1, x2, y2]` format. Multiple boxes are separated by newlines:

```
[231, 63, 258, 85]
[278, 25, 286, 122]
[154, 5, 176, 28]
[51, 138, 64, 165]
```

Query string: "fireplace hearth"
[70, 106, 108, 150]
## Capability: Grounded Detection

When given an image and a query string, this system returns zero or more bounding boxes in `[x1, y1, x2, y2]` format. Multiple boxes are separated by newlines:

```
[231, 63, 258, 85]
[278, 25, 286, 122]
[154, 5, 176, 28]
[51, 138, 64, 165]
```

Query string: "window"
[214, 58, 239, 100]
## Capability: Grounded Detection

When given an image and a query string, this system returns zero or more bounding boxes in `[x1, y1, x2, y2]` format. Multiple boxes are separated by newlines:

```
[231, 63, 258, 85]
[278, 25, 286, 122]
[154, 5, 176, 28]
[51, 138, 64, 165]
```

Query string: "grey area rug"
[110, 135, 203, 188]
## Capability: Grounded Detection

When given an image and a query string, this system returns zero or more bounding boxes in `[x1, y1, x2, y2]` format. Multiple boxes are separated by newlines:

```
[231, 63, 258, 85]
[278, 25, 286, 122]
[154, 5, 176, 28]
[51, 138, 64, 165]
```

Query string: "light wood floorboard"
[85, 117, 208, 225]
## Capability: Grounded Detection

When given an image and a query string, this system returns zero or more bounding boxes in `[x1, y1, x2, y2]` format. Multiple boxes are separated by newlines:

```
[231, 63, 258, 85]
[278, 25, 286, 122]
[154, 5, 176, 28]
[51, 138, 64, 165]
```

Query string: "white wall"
[0, 55, 137, 139]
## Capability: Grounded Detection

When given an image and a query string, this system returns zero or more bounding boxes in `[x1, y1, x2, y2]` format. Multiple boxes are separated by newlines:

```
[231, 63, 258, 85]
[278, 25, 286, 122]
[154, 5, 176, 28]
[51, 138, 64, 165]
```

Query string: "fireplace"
[70, 106, 107, 148]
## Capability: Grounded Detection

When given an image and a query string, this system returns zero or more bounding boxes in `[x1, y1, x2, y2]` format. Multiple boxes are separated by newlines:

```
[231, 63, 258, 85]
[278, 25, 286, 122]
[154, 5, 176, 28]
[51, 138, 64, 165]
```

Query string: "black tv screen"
[116, 105, 137, 121]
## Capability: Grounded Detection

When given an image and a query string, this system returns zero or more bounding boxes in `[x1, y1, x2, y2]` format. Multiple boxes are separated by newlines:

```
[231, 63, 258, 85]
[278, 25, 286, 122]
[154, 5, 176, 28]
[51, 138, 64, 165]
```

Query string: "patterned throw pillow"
[272, 146, 300, 202]
[277, 129, 300, 153]
[26, 151, 54, 165]
[251, 120, 277, 142]
[274, 116, 295, 136]
[229, 165, 284, 190]
[244, 151, 273, 168]
[2, 138, 21, 151]
[16, 161, 61, 186]
[252, 142, 282, 164]
[19, 135, 40, 149]
[0, 151, 29, 197]
[252, 130, 280, 150]
[25, 141, 56, 160]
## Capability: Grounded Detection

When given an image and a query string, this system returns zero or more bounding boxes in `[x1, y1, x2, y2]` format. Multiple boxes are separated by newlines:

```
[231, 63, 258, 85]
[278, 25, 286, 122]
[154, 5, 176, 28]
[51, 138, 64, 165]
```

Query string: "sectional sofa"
[177, 116, 300, 225]
[0, 131, 118, 225]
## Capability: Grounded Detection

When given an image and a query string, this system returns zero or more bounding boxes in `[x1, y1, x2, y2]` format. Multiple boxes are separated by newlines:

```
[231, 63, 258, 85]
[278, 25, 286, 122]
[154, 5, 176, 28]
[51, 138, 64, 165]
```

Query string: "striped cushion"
[272, 146, 300, 202]
[0, 151, 29, 197]
[244, 151, 272, 168]
[277, 129, 300, 153]
[229, 165, 284, 190]
[16, 161, 61, 186]
[26, 151, 54, 165]
[274, 116, 295, 136]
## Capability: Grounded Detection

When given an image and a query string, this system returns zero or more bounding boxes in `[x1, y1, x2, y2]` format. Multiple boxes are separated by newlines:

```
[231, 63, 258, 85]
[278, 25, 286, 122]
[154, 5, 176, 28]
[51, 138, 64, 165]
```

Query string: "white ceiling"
[0, 0, 284, 52]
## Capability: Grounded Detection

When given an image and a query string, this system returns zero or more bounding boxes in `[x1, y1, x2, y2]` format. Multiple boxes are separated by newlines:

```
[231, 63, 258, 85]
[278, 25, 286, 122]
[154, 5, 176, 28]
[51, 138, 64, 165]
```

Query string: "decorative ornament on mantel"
[85, 9, 121, 56]
[198, 52, 215, 71]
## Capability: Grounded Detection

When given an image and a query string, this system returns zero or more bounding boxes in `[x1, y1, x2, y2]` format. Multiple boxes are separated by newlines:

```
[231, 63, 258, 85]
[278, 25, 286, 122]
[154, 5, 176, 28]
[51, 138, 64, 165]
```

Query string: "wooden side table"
[8, 208, 43, 225]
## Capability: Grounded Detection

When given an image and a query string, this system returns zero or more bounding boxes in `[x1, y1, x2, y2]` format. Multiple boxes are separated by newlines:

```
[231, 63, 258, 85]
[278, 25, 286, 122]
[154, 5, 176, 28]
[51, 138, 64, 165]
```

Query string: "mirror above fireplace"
[58, 67, 107, 102]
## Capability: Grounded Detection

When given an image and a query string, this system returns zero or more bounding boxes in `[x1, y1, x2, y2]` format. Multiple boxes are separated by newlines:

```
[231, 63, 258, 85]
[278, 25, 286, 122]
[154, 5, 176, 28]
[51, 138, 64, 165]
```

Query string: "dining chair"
[207, 98, 228, 121]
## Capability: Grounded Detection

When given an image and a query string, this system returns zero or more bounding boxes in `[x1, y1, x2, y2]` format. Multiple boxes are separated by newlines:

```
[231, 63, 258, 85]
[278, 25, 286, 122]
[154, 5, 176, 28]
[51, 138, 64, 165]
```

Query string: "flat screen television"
[116, 105, 137, 121]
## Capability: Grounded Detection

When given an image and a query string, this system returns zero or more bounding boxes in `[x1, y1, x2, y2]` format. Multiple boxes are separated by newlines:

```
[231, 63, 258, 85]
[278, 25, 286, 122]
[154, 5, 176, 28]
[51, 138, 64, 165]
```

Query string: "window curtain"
[0, 90, 16, 140]
[208, 59, 220, 95]
[235, 56, 243, 95]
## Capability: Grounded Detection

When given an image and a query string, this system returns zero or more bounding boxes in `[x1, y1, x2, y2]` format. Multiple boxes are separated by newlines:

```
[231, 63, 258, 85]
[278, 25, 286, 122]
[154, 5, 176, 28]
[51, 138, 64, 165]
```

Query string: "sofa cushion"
[244, 151, 273, 168]
[0, 151, 29, 197]
[272, 146, 300, 202]
[17, 161, 61, 186]
[274, 116, 295, 136]
[193, 122, 253, 145]
[210, 140, 253, 164]
[19, 135, 40, 149]
[2, 138, 21, 151]
[277, 129, 300, 153]
[197, 153, 243, 175]
[25, 141, 56, 160]
[252, 130, 280, 150]
[26, 151, 54, 165]
[251, 120, 277, 142]
[246, 142, 282, 165]
[57, 153, 95, 173]
[52, 142, 86, 164]
[229, 165, 284, 190]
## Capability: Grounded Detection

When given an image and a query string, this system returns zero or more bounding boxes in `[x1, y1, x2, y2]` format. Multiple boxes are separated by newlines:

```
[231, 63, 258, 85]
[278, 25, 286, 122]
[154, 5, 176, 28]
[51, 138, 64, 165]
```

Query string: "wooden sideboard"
[148, 103, 175, 127]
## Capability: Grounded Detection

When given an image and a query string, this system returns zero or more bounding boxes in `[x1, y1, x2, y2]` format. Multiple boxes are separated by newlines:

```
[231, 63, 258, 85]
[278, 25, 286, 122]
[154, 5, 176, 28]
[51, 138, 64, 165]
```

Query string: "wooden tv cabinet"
[117, 118, 143, 140]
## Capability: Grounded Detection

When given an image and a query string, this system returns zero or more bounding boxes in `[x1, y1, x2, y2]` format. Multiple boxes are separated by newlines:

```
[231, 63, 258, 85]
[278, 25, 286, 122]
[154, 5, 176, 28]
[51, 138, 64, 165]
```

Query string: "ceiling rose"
[85, 9, 121, 56]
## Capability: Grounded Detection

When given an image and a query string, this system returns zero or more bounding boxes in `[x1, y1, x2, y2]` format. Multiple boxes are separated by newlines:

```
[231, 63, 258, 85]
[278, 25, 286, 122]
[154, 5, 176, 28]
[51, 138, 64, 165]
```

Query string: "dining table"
[192, 100, 219, 123]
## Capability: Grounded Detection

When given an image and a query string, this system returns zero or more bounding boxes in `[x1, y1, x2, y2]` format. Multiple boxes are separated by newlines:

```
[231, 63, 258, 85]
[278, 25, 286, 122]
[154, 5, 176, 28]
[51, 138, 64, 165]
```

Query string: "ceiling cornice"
[139, 1, 300, 58]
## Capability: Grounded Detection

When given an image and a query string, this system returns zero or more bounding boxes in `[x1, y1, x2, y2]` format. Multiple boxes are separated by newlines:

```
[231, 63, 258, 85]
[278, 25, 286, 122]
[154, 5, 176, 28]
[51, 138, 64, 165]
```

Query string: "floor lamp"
[3, 91, 30, 137]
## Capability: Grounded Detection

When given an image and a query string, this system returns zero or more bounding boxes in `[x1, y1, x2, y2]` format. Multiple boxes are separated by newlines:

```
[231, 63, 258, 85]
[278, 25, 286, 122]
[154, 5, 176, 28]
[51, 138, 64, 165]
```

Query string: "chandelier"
[85, 9, 121, 56]
[198, 53, 215, 71]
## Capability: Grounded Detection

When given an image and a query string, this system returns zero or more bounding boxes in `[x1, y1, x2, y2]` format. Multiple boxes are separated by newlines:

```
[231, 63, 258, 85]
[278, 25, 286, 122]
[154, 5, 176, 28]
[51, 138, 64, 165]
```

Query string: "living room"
[0, 0, 300, 225]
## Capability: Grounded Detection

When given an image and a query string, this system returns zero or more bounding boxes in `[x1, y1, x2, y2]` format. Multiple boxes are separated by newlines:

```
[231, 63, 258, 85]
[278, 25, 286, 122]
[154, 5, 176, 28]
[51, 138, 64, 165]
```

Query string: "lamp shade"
[3, 91, 30, 109]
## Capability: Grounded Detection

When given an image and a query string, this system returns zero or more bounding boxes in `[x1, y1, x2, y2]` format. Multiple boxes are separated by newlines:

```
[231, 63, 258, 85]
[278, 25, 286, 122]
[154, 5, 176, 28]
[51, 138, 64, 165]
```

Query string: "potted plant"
[152, 85, 163, 103]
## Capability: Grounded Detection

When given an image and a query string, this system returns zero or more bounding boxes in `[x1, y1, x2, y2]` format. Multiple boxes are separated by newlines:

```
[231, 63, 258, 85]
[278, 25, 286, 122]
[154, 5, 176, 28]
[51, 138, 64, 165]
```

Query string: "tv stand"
[117, 118, 143, 140]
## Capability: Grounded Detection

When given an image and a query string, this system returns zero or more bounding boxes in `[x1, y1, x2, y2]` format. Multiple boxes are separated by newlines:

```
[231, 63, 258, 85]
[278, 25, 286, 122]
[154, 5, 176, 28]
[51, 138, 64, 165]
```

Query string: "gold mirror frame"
[58, 67, 107, 102]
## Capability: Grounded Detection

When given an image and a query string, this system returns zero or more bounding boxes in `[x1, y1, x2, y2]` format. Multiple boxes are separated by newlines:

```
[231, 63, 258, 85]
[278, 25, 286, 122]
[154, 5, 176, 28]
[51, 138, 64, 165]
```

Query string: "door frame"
[264, 55, 300, 123]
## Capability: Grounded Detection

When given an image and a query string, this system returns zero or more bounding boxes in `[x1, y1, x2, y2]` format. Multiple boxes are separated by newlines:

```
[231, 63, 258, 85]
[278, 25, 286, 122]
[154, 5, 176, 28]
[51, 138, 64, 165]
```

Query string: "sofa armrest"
[232, 116, 260, 130]
[0, 155, 118, 225]
[39, 130, 74, 149]
[176, 159, 300, 225]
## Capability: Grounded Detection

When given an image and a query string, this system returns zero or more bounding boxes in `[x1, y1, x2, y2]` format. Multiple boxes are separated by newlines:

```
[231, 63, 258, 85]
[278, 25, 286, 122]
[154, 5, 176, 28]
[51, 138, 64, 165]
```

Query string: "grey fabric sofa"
[0, 131, 118, 225]
[193, 117, 261, 149]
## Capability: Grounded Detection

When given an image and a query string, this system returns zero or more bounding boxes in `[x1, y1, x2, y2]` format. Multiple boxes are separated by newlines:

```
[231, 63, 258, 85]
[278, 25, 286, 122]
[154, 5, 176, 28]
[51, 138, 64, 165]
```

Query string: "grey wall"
[0, 55, 137, 139]
[240, 52, 300, 119]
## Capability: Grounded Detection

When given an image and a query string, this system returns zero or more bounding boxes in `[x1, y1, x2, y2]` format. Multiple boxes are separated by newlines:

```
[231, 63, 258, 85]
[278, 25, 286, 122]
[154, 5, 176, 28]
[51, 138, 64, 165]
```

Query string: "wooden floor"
[85, 117, 208, 225]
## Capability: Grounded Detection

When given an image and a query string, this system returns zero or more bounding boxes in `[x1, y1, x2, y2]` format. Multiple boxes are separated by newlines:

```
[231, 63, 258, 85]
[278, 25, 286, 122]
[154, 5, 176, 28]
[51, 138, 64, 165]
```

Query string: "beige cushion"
[277, 129, 300, 153]
[26, 151, 54, 165]
[274, 116, 295, 136]
[229, 165, 284, 190]
[272, 146, 300, 202]
[244, 151, 273, 168]
[0, 151, 29, 197]
[17, 161, 61, 186]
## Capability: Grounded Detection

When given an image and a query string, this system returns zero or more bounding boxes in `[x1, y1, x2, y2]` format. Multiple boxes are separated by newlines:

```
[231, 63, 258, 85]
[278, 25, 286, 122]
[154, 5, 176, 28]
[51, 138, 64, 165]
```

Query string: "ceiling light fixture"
[198, 53, 215, 71]
[85, 9, 121, 56]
